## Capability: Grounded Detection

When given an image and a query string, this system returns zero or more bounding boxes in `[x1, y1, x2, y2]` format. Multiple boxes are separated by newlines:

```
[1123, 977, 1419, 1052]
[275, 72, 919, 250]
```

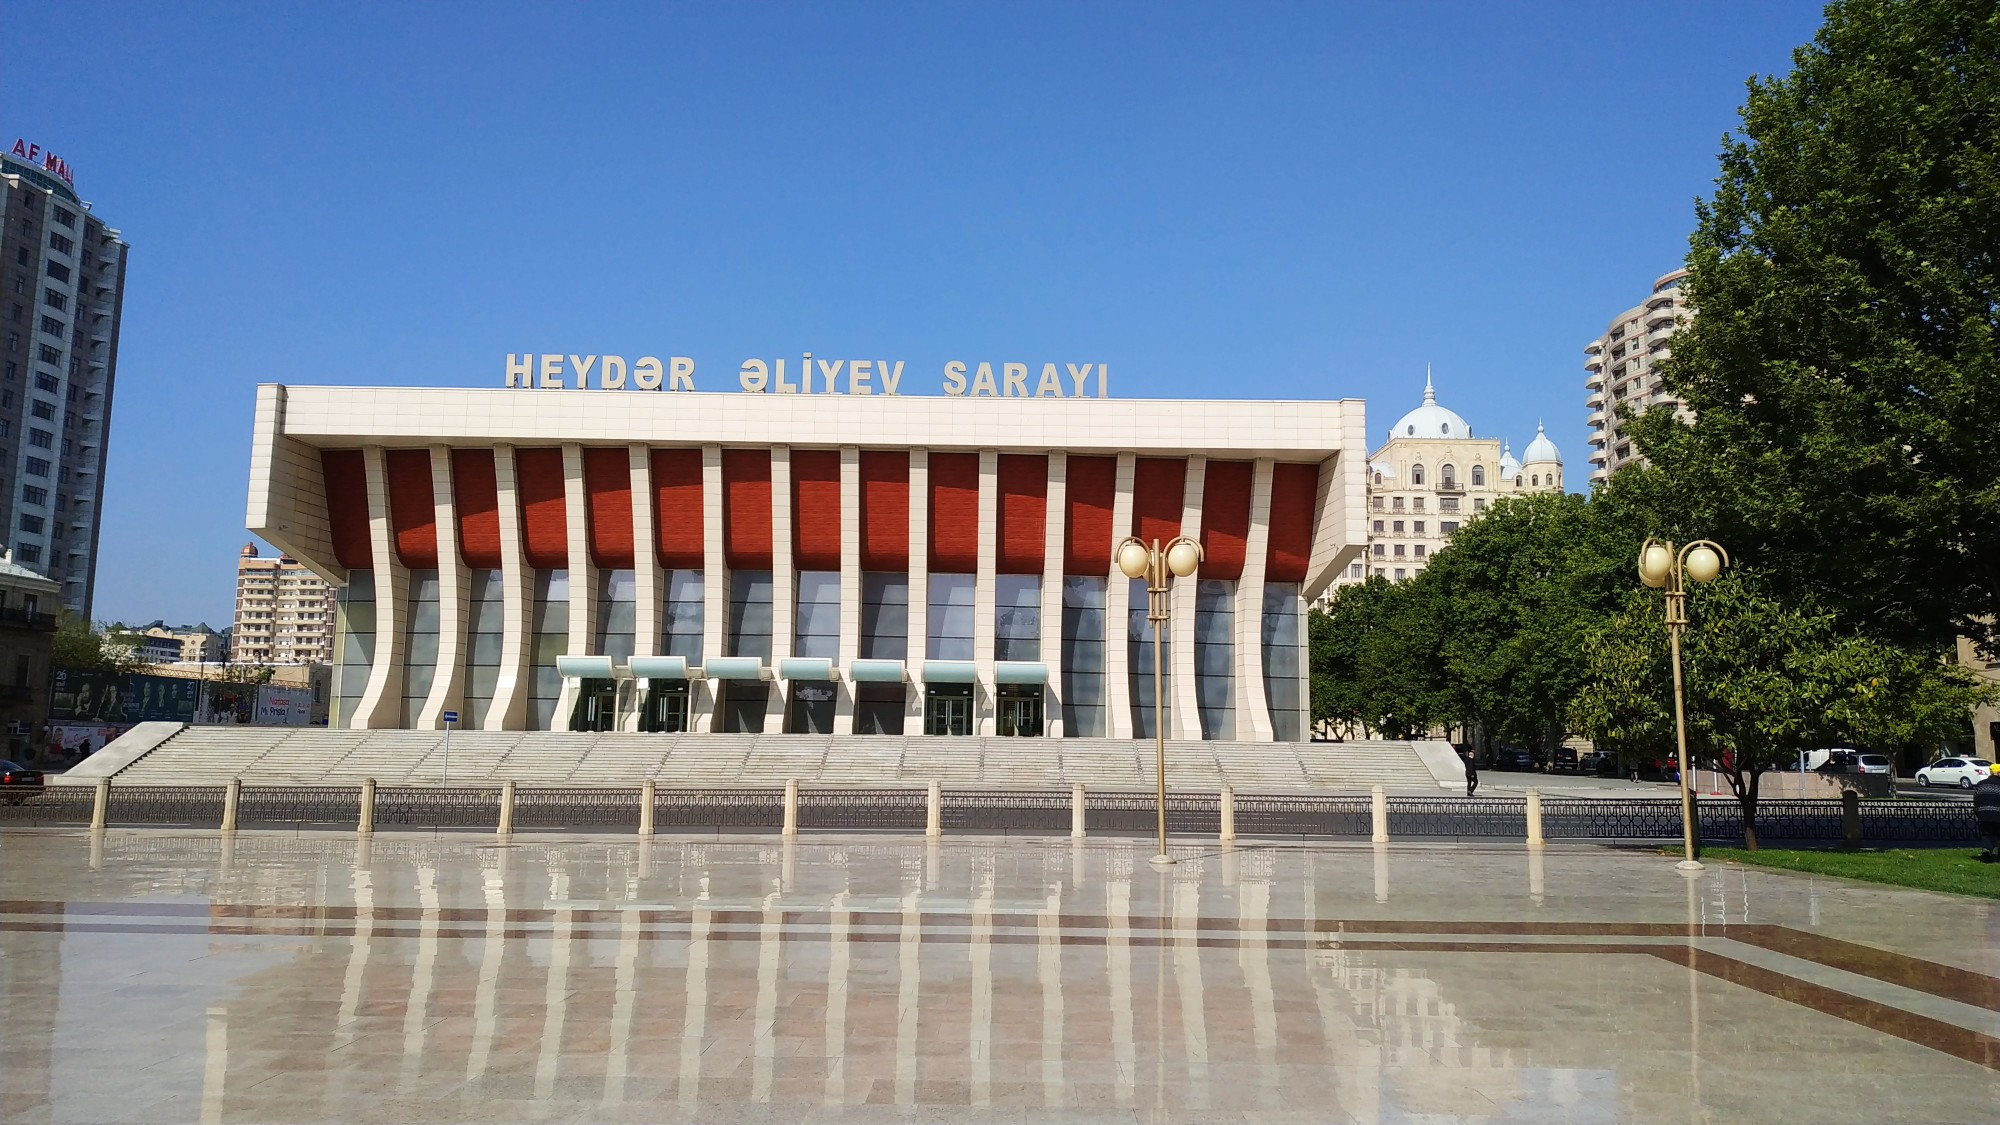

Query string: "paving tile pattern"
[0, 830, 1995, 1124]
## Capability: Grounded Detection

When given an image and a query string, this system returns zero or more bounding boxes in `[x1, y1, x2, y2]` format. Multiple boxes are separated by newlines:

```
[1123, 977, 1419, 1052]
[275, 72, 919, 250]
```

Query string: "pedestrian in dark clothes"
[1975, 764, 2000, 861]
[1464, 752, 1479, 797]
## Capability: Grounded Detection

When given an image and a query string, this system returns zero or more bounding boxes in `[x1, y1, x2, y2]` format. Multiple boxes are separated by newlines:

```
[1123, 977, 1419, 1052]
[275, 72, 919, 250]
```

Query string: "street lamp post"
[1116, 534, 1204, 867]
[1638, 538, 1729, 871]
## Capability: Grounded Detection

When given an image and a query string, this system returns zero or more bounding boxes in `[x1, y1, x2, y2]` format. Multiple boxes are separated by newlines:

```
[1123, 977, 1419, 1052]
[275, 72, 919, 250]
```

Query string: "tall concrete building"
[232, 543, 337, 665]
[1325, 374, 1562, 598]
[0, 139, 126, 617]
[1584, 267, 1690, 485]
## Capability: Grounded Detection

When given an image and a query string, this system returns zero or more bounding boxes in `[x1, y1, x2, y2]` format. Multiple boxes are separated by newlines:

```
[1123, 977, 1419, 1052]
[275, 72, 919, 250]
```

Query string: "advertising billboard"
[48, 670, 202, 724]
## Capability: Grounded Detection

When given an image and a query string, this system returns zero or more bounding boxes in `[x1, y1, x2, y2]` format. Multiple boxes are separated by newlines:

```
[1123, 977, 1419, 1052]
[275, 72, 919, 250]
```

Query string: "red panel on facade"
[384, 449, 439, 568]
[1266, 461, 1321, 582]
[927, 452, 980, 573]
[320, 449, 372, 571]
[722, 448, 774, 569]
[792, 449, 842, 571]
[995, 455, 1047, 575]
[451, 449, 503, 569]
[1131, 457, 1187, 546]
[1200, 460, 1253, 581]
[1064, 455, 1117, 576]
[514, 447, 569, 570]
[859, 450, 908, 572]
[651, 448, 704, 569]
[582, 446, 635, 568]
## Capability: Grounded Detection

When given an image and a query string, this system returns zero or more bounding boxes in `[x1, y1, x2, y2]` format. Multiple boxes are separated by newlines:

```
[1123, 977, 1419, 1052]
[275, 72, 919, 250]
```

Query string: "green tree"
[1573, 572, 1996, 848]
[1637, 0, 2000, 655]
[51, 611, 137, 674]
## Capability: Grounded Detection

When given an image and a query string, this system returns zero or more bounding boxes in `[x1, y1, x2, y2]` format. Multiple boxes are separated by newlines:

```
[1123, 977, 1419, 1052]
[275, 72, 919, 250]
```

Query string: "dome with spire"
[1497, 441, 1521, 480]
[1521, 421, 1562, 465]
[1387, 369, 1471, 441]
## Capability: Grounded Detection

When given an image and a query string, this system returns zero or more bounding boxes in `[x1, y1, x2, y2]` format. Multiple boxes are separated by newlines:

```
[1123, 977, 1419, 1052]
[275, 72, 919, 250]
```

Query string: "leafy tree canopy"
[1637, 0, 2000, 655]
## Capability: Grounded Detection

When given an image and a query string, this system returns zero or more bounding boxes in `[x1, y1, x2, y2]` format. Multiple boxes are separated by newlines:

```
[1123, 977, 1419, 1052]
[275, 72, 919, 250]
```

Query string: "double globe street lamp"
[1116, 534, 1205, 867]
[1638, 537, 1729, 871]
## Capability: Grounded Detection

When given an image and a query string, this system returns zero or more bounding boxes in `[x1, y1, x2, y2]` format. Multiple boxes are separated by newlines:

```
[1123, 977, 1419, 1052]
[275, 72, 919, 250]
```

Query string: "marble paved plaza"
[0, 830, 1995, 1124]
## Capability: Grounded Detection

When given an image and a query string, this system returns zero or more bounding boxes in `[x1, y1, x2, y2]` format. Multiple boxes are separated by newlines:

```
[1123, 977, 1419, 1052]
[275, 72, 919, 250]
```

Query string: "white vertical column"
[973, 450, 998, 735]
[1235, 459, 1276, 741]
[553, 444, 597, 727]
[1104, 454, 1136, 740]
[1040, 453, 1067, 738]
[626, 445, 660, 732]
[905, 449, 929, 728]
[768, 446, 793, 726]
[836, 446, 861, 733]
[697, 445, 725, 733]
[1171, 456, 1206, 740]
[419, 445, 466, 729]
[351, 445, 407, 730]
[486, 445, 533, 731]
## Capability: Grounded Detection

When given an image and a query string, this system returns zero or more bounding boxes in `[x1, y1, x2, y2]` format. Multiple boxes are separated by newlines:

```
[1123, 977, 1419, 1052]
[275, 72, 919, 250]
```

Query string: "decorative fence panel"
[0, 786, 97, 825]
[106, 786, 227, 827]
[799, 788, 929, 831]
[375, 787, 502, 830]
[1235, 793, 1373, 837]
[237, 787, 364, 828]
[942, 789, 1072, 833]
[651, 788, 785, 830]
[512, 788, 641, 831]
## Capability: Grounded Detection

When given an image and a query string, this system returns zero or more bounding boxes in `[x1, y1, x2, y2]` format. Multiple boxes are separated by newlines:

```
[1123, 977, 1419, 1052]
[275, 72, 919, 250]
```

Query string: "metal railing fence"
[0, 782, 1984, 843]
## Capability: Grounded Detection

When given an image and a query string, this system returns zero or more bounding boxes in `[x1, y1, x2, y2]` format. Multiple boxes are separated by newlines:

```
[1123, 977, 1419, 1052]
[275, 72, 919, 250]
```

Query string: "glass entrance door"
[569, 678, 618, 732]
[924, 683, 973, 736]
[996, 685, 1042, 736]
[641, 683, 690, 732]
[787, 681, 837, 734]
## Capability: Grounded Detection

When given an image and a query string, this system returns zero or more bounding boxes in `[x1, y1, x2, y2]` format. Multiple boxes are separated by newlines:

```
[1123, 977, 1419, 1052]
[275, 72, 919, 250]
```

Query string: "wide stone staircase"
[93, 727, 1452, 791]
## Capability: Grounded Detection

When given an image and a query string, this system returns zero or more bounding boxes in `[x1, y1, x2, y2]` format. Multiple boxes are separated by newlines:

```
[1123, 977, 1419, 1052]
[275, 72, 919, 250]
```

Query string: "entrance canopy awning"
[777, 657, 838, 681]
[628, 655, 692, 681]
[920, 660, 978, 684]
[848, 659, 906, 683]
[555, 655, 620, 680]
[704, 656, 772, 681]
[993, 661, 1049, 685]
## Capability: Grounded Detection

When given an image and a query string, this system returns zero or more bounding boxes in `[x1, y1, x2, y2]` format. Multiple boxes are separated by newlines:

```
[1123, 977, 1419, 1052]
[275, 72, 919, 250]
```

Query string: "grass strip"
[1699, 847, 1998, 899]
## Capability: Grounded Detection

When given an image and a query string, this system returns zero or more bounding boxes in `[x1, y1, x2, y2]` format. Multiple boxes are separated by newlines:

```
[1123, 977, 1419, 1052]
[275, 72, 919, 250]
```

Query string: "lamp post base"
[1675, 859, 1705, 873]
[1149, 854, 1177, 867]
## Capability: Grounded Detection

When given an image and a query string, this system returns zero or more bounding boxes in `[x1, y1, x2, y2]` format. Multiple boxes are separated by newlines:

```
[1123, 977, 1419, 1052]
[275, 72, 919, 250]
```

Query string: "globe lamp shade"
[1639, 544, 1671, 588]
[1685, 545, 1722, 583]
[1116, 541, 1151, 580]
[1165, 540, 1202, 578]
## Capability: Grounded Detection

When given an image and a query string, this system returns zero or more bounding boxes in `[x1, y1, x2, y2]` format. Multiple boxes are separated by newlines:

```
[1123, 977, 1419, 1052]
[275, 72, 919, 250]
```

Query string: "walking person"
[1976, 763, 2000, 862]
[1463, 750, 1479, 798]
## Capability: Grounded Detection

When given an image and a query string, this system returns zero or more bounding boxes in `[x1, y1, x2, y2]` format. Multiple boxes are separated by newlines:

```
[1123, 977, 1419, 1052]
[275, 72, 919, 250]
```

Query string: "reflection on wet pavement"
[0, 830, 1995, 1123]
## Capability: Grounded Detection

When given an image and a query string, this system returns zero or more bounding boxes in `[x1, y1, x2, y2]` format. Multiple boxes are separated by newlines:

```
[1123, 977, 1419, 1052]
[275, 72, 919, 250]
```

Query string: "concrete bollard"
[497, 779, 515, 836]
[1840, 789, 1860, 851]
[783, 778, 799, 837]
[91, 777, 110, 831]
[1071, 782, 1086, 839]
[1525, 788, 1545, 849]
[1219, 786, 1236, 843]
[925, 780, 941, 838]
[1371, 785, 1389, 844]
[221, 778, 241, 833]
[639, 780, 656, 837]
[358, 778, 376, 834]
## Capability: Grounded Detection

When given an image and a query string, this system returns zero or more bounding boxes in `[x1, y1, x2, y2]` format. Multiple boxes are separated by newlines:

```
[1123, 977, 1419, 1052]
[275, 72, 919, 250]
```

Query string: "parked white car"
[1914, 757, 1994, 789]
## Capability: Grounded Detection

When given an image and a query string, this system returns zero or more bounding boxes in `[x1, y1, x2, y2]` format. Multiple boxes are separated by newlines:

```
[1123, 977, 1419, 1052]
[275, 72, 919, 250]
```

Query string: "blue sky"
[10, 1, 1827, 627]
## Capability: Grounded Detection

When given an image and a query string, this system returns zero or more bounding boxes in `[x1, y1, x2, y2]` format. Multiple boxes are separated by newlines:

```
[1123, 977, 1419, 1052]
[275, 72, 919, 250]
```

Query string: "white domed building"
[1325, 373, 1564, 598]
